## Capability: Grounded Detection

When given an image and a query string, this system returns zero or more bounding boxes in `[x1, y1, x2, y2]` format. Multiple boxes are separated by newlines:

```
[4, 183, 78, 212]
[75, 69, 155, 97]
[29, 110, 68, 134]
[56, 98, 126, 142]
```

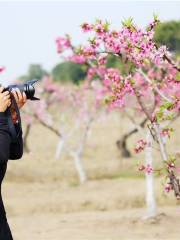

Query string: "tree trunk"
[23, 124, 31, 153]
[116, 118, 147, 158]
[55, 137, 65, 160]
[70, 118, 92, 184]
[70, 151, 87, 184]
[144, 129, 157, 218]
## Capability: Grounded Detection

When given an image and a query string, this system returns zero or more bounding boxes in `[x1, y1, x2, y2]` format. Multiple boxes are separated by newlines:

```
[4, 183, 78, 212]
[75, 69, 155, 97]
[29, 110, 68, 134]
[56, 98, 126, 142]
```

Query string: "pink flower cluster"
[135, 139, 147, 153]
[68, 55, 86, 64]
[97, 55, 107, 65]
[81, 23, 93, 33]
[94, 20, 108, 37]
[104, 68, 121, 86]
[56, 36, 71, 53]
[0, 66, 5, 73]
[23, 114, 33, 125]
[138, 164, 153, 174]
[147, 18, 160, 31]
[101, 69, 134, 109]
[79, 19, 165, 67]
[87, 66, 106, 81]
[167, 162, 175, 170]
[55, 17, 180, 199]
[160, 128, 172, 138]
[56, 18, 180, 115]
[164, 183, 173, 193]
[153, 46, 169, 65]
[86, 66, 135, 109]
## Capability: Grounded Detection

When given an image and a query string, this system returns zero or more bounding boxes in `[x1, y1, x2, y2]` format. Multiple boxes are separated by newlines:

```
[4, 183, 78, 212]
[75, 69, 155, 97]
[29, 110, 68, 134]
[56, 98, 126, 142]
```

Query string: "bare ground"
[3, 179, 180, 240]
[2, 112, 180, 240]
[9, 208, 180, 240]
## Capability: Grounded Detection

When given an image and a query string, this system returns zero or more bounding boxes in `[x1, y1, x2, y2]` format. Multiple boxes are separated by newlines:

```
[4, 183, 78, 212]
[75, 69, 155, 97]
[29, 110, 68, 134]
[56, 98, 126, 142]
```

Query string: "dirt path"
[3, 178, 180, 240]
[7, 207, 180, 240]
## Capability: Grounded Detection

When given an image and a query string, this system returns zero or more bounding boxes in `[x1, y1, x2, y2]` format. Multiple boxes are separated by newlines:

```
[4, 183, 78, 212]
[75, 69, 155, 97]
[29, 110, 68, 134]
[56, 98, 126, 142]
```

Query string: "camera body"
[4, 79, 40, 101]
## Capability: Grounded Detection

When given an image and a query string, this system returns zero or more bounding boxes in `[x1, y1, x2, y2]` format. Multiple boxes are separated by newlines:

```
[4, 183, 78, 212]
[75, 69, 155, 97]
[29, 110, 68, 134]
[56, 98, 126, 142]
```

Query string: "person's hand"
[10, 88, 27, 123]
[0, 86, 11, 112]
[11, 88, 27, 109]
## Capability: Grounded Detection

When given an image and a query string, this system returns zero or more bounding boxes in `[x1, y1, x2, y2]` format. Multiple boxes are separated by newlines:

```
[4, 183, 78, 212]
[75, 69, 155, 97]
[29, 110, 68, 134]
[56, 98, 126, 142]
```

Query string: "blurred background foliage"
[51, 62, 88, 84]
[19, 64, 48, 82]
[154, 20, 180, 53]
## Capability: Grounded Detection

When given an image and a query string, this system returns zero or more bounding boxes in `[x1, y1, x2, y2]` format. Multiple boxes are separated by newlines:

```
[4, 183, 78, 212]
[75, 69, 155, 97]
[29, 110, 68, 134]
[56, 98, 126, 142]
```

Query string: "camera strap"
[7, 95, 22, 143]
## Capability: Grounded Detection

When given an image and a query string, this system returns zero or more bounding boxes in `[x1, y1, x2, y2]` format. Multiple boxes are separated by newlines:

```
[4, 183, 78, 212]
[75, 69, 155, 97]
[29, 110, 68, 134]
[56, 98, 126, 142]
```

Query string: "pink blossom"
[87, 66, 107, 81]
[23, 114, 33, 125]
[82, 46, 96, 59]
[97, 55, 107, 65]
[176, 166, 180, 174]
[110, 98, 125, 109]
[153, 46, 168, 65]
[81, 23, 93, 32]
[138, 164, 153, 174]
[104, 68, 121, 84]
[68, 54, 86, 64]
[87, 68, 97, 81]
[55, 36, 71, 53]
[94, 22, 107, 37]
[103, 78, 111, 87]
[135, 139, 147, 153]
[167, 162, 175, 170]
[164, 183, 172, 193]
[147, 18, 160, 31]
[43, 78, 57, 92]
[123, 80, 134, 95]
[160, 128, 171, 138]
[145, 164, 153, 174]
[0, 66, 5, 73]
[138, 165, 146, 171]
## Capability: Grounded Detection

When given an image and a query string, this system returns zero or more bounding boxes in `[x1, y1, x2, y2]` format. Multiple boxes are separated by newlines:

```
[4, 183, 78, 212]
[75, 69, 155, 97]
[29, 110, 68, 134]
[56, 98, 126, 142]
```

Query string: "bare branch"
[137, 69, 174, 103]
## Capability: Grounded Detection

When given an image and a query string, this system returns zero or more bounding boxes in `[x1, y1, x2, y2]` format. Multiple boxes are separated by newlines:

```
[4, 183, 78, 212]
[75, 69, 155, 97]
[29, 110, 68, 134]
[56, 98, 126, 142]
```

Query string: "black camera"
[4, 79, 40, 101]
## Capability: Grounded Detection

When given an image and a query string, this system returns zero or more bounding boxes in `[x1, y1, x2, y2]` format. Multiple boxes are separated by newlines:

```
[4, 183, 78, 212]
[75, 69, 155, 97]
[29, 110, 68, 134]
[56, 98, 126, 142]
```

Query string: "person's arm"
[9, 88, 26, 160]
[0, 86, 11, 163]
[0, 113, 11, 163]
[9, 121, 23, 160]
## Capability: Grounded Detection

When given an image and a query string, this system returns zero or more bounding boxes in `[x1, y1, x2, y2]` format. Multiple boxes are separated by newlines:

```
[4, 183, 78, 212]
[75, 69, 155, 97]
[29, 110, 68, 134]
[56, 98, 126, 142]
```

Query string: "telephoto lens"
[3, 79, 40, 101]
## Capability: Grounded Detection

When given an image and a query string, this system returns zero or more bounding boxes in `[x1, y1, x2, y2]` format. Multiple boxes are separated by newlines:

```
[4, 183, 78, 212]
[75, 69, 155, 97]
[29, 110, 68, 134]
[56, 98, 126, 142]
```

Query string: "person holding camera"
[0, 86, 27, 240]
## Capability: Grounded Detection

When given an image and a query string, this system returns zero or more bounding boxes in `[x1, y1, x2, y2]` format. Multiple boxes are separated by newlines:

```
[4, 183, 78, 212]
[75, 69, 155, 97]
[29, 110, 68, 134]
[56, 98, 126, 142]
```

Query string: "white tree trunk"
[71, 151, 87, 184]
[55, 137, 65, 160]
[153, 122, 168, 161]
[144, 129, 157, 218]
[70, 117, 92, 184]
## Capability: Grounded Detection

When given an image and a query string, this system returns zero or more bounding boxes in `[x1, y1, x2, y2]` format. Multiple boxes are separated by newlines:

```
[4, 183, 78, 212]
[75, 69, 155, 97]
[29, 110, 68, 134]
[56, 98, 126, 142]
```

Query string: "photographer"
[0, 86, 27, 240]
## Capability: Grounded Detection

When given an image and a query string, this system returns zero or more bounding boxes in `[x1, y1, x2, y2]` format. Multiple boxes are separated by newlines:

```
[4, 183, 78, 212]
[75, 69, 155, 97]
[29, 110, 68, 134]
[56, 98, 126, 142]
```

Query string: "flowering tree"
[22, 76, 104, 184]
[56, 16, 180, 217]
[52, 80, 104, 184]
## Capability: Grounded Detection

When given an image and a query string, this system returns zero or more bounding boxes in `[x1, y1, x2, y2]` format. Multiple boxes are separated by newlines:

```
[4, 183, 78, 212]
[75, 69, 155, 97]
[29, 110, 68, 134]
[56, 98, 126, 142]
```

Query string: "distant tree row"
[154, 20, 180, 53]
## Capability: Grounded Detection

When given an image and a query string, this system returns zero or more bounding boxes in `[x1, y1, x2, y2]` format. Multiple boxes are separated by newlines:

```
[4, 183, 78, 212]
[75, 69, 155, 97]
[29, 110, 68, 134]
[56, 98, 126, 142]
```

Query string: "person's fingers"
[2, 94, 10, 101]
[4, 98, 11, 105]
[0, 86, 4, 93]
[6, 99, 11, 107]
[2, 91, 10, 97]
[16, 88, 23, 102]
[1, 92, 10, 103]
[11, 89, 19, 102]
[22, 92, 27, 103]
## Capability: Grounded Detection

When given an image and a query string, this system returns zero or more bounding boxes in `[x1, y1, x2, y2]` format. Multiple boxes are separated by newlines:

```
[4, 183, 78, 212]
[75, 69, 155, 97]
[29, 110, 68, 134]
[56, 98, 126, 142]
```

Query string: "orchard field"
[3, 109, 180, 240]
[0, 2, 180, 239]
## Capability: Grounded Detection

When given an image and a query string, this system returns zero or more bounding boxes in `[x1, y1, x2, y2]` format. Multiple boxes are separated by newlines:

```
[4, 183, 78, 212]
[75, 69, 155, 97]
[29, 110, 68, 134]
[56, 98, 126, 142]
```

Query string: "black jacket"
[0, 111, 23, 222]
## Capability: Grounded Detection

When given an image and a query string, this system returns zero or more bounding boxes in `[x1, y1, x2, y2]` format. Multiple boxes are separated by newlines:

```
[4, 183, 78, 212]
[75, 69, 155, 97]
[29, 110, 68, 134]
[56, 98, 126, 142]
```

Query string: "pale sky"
[0, 0, 179, 85]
